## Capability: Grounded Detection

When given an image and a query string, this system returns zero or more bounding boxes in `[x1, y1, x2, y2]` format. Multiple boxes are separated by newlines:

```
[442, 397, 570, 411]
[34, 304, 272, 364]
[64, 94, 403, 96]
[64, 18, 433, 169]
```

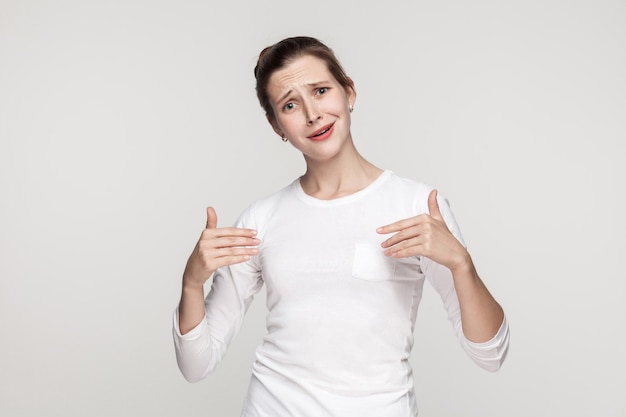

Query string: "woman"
[173, 36, 509, 416]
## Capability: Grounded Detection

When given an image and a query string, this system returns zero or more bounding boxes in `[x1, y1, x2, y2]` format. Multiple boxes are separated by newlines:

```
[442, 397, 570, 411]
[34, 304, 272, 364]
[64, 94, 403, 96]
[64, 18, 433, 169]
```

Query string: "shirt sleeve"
[421, 193, 510, 372]
[172, 207, 264, 382]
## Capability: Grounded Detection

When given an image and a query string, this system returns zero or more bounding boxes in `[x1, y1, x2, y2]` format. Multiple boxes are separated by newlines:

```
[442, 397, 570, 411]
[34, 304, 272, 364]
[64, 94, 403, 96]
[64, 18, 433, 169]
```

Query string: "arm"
[173, 206, 262, 382]
[437, 252, 504, 343]
[178, 207, 259, 334]
[377, 190, 509, 368]
[421, 254, 509, 371]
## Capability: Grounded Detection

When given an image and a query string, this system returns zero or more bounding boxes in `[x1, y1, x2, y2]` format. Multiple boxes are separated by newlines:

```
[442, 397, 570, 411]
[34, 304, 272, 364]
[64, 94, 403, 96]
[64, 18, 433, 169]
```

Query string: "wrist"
[182, 274, 206, 292]
[450, 252, 475, 276]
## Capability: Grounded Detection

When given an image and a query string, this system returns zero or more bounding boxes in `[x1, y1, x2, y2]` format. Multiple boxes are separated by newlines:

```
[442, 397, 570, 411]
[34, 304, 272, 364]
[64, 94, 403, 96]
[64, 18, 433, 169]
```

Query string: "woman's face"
[266, 54, 356, 162]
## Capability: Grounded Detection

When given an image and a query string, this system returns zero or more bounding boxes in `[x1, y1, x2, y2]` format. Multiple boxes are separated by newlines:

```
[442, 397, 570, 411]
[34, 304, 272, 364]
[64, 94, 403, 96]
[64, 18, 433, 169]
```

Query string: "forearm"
[178, 279, 207, 335]
[450, 255, 504, 343]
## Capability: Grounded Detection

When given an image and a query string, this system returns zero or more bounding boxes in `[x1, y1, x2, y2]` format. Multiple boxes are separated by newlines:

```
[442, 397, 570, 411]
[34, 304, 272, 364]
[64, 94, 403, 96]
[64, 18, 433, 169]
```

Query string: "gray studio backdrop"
[1, 1, 624, 416]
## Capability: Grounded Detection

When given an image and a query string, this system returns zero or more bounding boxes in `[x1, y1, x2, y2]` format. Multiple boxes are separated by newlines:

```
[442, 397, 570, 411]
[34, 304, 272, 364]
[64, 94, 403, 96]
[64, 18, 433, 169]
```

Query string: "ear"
[266, 113, 284, 138]
[345, 77, 357, 108]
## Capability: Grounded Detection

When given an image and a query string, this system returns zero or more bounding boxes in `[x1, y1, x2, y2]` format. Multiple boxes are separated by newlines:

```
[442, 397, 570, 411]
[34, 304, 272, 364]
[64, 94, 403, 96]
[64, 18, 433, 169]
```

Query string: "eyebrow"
[277, 80, 331, 104]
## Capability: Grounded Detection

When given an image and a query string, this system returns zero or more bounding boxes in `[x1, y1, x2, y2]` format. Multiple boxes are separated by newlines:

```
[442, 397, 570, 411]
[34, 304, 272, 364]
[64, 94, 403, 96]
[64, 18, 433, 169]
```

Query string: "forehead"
[267, 55, 334, 98]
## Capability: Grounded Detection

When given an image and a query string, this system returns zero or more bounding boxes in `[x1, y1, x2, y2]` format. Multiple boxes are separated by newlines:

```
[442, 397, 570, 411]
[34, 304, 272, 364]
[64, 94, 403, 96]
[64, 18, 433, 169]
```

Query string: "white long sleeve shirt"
[173, 170, 509, 416]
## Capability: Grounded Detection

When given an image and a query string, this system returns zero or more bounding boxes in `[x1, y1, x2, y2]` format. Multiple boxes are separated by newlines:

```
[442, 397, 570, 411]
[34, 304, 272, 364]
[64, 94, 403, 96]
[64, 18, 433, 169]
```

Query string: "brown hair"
[254, 36, 353, 122]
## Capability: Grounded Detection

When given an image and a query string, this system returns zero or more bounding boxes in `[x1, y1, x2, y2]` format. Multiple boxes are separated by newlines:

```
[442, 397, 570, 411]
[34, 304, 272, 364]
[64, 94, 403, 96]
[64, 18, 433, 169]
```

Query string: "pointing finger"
[377, 216, 420, 234]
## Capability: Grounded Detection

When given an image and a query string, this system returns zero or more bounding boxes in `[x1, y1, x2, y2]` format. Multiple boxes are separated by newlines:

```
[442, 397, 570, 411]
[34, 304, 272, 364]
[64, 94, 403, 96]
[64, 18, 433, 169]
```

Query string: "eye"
[316, 87, 328, 96]
[282, 102, 295, 111]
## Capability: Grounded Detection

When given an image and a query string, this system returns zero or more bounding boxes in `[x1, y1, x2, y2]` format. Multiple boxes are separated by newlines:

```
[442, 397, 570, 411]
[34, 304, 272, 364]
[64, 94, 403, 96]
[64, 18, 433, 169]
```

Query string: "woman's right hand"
[182, 206, 260, 289]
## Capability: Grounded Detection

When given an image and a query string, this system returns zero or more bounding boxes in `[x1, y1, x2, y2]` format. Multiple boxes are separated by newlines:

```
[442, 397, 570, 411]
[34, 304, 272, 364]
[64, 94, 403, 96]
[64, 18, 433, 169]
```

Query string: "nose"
[304, 101, 321, 125]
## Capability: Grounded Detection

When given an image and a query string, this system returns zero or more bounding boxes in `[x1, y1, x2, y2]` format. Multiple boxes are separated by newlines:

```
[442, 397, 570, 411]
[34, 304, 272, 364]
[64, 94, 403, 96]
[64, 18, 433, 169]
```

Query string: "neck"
[300, 143, 383, 200]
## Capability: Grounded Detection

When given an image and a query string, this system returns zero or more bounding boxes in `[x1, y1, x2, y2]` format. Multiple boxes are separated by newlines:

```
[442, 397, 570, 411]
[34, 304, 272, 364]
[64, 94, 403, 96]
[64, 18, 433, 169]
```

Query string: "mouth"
[308, 123, 334, 141]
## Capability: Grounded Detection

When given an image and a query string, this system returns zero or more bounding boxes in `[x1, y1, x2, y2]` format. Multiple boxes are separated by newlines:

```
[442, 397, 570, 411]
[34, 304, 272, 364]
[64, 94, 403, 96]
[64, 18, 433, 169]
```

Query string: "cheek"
[275, 117, 300, 137]
[278, 116, 295, 130]
[327, 95, 349, 114]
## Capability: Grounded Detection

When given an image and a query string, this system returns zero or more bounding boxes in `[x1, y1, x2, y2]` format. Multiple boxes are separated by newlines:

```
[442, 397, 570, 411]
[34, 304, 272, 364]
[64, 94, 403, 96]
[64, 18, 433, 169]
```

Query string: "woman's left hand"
[377, 190, 470, 272]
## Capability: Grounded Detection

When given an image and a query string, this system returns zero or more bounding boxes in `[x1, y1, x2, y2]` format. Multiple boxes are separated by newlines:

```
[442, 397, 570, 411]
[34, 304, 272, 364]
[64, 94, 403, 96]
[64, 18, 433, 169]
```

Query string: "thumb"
[428, 190, 443, 220]
[206, 206, 218, 229]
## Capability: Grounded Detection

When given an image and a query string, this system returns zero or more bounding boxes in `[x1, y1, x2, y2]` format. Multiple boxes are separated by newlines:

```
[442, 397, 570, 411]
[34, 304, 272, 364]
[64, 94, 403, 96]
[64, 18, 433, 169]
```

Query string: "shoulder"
[383, 172, 462, 236]
[381, 171, 436, 211]
[233, 179, 298, 228]
[386, 172, 433, 195]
